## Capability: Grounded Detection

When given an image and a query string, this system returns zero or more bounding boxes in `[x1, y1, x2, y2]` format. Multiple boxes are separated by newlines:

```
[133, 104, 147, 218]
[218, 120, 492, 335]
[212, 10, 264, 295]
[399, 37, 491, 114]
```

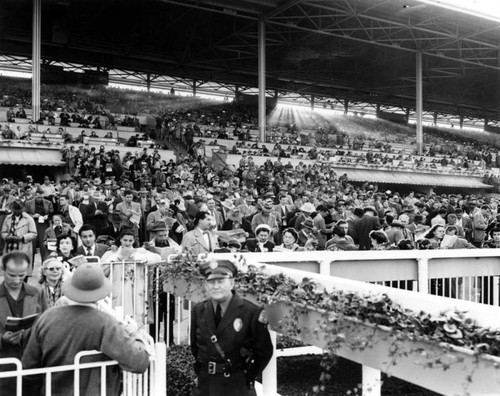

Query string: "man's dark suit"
[353, 214, 381, 250]
[25, 197, 54, 261]
[98, 225, 124, 241]
[190, 292, 273, 396]
[76, 243, 110, 258]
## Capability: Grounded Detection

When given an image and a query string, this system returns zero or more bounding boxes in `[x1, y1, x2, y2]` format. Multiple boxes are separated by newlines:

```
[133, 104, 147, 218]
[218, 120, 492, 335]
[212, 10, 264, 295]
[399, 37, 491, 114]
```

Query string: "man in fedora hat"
[145, 221, 181, 252]
[146, 197, 172, 240]
[297, 218, 321, 250]
[23, 264, 150, 395]
[191, 259, 273, 396]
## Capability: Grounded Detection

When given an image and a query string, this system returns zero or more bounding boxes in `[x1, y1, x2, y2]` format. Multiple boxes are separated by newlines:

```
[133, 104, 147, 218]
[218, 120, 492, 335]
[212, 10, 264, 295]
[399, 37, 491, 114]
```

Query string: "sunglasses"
[45, 267, 63, 272]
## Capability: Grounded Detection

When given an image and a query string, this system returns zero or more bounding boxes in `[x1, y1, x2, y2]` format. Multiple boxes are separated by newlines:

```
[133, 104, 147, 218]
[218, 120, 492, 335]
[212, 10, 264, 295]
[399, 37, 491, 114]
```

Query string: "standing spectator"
[190, 259, 273, 396]
[0, 251, 44, 394]
[251, 197, 280, 241]
[352, 206, 381, 250]
[181, 211, 219, 255]
[115, 189, 142, 241]
[472, 205, 492, 248]
[58, 194, 84, 234]
[22, 263, 150, 395]
[25, 187, 54, 262]
[1, 201, 37, 278]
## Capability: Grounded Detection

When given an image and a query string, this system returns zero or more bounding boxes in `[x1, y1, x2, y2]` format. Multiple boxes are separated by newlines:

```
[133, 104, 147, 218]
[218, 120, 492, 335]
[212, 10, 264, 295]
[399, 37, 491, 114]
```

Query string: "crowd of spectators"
[2, 80, 500, 257]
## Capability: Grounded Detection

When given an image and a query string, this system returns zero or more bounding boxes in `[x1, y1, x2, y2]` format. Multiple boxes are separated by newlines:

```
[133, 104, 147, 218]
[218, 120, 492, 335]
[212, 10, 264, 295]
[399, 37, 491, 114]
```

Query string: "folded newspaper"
[5, 313, 40, 331]
[214, 228, 247, 243]
[146, 245, 179, 260]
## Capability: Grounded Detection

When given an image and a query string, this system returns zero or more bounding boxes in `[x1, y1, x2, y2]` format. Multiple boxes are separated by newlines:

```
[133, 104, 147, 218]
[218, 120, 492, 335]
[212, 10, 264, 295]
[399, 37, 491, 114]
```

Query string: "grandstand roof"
[1, 0, 500, 122]
[0, 146, 64, 167]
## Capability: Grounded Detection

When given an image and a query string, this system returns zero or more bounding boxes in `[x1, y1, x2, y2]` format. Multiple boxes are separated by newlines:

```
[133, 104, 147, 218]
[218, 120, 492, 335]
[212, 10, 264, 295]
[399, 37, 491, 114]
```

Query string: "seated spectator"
[369, 230, 389, 250]
[297, 218, 320, 251]
[326, 225, 357, 251]
[275, 228, 303, 252]
[484, 227, 500, 248]
[38, 257, 66, 308]
[443, 225, 475, 249]
[52, 233, 79, 271]
[244, 224, 275, 252]
[422, 224, 445, 249]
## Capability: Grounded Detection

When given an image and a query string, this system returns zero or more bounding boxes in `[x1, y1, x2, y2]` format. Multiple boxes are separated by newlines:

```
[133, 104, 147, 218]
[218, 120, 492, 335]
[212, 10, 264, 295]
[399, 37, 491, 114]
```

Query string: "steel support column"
[416, 51, 423, 155]
[258, 17, 266, 143]
[32, 0, 41, 123]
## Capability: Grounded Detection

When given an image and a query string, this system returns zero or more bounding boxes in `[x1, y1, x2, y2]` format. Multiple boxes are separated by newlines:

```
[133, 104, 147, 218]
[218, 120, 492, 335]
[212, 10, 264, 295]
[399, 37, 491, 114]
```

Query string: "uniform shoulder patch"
[258, 309, 268, 324]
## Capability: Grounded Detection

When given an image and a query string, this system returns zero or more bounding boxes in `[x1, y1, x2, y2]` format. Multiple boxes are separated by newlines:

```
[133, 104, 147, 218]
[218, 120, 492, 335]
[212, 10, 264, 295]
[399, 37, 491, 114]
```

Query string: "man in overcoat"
[190, 260, 273, 396]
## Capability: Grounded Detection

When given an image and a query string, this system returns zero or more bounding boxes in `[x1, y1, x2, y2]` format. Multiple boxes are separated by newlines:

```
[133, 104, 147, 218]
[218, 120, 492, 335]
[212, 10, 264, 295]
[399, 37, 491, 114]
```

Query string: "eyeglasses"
[45, 267, 63, 272]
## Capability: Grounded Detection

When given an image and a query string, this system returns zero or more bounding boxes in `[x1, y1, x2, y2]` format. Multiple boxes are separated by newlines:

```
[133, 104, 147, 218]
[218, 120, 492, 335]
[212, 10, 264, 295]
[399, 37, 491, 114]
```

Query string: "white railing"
[0, 342, 166, 396]
[206, 249, 500, 305]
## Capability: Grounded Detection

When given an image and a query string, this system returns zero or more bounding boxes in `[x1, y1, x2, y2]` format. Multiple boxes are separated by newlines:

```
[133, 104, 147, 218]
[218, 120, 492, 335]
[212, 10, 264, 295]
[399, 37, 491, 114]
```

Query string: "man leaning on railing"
[22, 263, 151, 395]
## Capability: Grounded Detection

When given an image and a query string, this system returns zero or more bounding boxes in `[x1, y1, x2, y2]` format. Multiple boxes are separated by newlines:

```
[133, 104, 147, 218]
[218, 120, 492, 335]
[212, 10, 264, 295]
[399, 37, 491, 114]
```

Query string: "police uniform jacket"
[191, 292, 273, 396]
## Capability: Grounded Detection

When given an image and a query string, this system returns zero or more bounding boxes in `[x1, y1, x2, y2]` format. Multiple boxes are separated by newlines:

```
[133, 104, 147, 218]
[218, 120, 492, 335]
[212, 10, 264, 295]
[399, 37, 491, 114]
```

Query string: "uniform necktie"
[215, 304, 222, 327]
[86, 249, 92, 256]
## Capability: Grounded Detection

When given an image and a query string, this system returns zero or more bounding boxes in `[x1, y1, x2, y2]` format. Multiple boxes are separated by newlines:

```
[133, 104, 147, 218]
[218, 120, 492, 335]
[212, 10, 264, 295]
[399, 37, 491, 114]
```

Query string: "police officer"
[190, 260, 273, 396]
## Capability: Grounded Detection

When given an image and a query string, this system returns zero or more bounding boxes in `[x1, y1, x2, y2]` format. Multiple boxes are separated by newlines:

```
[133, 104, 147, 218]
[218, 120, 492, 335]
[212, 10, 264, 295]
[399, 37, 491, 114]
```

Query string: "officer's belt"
[205, 361, 244, 375]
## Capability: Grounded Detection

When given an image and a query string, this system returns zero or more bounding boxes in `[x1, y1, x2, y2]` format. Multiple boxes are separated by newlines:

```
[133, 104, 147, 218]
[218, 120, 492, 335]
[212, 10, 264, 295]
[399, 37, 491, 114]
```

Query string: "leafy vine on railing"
[162, 254, 500, 394]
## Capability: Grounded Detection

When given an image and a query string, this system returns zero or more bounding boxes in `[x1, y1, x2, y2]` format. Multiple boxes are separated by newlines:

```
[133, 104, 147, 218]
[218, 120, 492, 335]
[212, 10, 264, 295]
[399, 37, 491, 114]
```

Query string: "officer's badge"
[233, 318, 243, 332]
[258, 310, 268, 324]
[209, 261, 218, 270]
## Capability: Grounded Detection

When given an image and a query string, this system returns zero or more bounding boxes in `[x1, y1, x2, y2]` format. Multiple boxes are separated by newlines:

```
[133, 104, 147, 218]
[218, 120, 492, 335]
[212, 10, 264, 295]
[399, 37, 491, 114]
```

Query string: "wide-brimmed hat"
[62, 263, 112, 303]
[299, 202, 316, 213]
[227, 208, 243, 221]
[221, 199, 235, 211]
[301, 218, 317, 230]
[363, 206, 377, 214]
[151, 221, 169, 232]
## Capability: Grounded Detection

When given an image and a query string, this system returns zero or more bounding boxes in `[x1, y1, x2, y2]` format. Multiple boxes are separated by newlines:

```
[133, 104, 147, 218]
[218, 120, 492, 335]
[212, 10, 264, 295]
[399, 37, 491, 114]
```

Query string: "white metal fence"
[0, 259, 167, 396]
[0, 342, 166, 396]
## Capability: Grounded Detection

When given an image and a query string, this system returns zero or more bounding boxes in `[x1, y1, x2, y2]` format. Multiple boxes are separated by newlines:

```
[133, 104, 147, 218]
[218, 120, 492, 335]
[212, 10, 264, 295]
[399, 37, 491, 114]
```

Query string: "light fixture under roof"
[416, 0, 500, 23]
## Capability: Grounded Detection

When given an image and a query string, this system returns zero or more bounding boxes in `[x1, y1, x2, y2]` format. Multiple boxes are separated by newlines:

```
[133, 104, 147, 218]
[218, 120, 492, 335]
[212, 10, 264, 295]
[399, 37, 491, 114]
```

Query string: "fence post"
[319, 260, 331, 276]
[362, 365, 381, 396]
[155, 343, 167, 396]
[493, 276, 500, 307]
[417, 257, 429, 294]
[262, 330, 277, 396]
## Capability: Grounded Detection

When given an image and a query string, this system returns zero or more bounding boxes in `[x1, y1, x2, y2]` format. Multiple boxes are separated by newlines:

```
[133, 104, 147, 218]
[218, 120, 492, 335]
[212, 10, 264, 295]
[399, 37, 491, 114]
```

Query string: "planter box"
[164, 275, 500, 395]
